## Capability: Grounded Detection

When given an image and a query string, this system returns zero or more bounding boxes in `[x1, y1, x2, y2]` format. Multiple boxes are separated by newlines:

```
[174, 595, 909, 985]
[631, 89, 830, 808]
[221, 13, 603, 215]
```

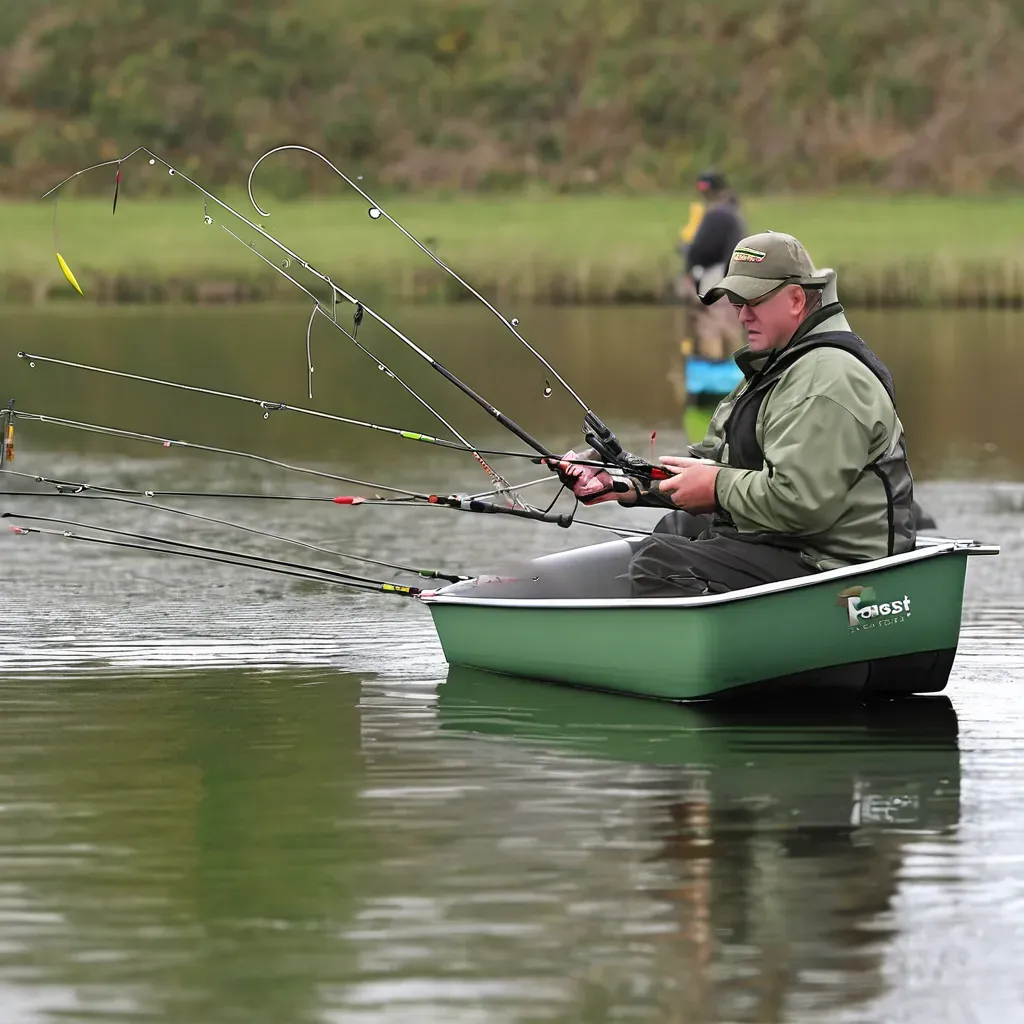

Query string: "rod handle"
[452, 497, 572, 528]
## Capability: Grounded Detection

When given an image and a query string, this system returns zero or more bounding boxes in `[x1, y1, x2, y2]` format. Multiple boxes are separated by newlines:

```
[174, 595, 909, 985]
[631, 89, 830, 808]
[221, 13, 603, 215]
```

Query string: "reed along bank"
[5, 194, 1024, 308]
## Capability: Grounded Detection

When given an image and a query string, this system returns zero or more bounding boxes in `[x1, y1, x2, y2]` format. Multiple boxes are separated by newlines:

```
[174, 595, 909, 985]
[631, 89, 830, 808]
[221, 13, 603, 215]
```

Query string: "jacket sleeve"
[714, 394, 874, 535]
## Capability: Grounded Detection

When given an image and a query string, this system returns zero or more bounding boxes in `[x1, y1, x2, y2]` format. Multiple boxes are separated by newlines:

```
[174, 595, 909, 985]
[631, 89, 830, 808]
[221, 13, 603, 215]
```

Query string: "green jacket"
[641, 273, 916, 570]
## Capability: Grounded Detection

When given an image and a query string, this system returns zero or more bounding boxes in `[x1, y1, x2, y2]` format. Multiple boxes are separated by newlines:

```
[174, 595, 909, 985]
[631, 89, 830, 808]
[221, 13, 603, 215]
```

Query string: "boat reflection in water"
[437, 666, 960, 1017]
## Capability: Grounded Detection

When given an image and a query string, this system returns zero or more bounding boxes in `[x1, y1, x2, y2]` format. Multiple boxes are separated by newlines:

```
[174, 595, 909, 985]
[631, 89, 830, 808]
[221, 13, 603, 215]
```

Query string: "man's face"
[730, 284, 807, 352]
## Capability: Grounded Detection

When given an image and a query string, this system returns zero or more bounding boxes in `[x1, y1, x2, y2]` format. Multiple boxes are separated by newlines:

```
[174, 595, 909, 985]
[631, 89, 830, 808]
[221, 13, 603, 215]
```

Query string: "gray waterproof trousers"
[628, 512, 816, 598]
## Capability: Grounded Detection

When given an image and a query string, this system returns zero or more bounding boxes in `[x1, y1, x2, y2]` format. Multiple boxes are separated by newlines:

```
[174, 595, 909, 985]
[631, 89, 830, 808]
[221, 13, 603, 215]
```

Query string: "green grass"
[5, 193, 1024, 306]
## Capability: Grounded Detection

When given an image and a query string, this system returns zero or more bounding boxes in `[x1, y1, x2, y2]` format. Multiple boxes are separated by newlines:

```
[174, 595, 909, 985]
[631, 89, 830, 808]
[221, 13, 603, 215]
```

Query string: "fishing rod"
[46, 154, 526, 505]
[10, 409, 425, 496]
[16, 353, 625, 498]
[0, 489, 470, 583]
[0, 469, 557, 504]
[215, 224, 527, 507]
[0, 477, 640, 537]
[3, 511, 428, 594]
[7, 412, 576, 527]
[43, 146, 671, 489]
[249, 146, 590, 411]
[6, 518, 422, 596]
[42, 149, 557, 472]
[17, 351, 535, 460]
[246, 145, 675, 487]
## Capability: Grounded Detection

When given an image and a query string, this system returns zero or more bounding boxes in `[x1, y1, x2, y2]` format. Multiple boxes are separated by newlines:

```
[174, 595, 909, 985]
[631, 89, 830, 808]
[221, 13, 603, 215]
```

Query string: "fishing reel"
[541, 411, 672, 504]
[581, 412, 671, 488]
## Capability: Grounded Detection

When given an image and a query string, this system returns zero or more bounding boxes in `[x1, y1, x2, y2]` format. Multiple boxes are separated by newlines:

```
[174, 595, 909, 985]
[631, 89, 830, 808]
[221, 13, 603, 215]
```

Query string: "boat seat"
[440, 538, 644, 599]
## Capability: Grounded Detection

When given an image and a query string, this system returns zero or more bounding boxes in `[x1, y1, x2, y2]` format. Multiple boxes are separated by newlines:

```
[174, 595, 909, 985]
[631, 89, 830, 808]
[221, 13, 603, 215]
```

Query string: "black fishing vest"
[715, 311, 916, 556]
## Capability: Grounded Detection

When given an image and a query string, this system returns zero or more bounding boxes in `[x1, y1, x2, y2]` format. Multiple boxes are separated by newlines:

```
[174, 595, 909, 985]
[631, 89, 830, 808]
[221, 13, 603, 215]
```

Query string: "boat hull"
[424, 540, 994, 701]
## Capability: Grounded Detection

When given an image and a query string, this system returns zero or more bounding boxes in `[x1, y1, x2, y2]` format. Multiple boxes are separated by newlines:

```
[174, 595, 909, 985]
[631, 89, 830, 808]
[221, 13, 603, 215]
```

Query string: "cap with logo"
[700, 230, 820, 305]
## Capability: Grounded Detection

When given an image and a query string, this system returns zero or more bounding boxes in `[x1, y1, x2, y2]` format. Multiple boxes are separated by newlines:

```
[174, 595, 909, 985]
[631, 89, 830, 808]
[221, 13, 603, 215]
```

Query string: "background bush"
[2, 0, 1022, 195]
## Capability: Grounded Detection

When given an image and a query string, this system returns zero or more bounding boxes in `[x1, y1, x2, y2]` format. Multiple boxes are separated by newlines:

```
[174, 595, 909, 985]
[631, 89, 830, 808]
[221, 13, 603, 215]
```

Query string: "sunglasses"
[726, 281, 790, 312]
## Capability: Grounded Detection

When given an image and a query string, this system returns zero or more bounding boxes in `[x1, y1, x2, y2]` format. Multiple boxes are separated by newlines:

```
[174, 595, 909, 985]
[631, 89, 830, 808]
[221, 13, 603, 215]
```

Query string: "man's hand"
[554, 449, 635, 506]
[655, 455, 721, 512]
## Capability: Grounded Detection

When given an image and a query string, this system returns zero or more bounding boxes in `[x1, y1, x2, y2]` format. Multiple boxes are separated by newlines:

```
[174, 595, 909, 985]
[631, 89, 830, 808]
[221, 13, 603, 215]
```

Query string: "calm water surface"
[0, 305, 1022, 1023]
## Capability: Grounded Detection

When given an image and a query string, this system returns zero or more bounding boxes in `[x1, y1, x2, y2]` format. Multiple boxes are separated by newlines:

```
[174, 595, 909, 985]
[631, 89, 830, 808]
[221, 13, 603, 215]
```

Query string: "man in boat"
[562, 230, 918, 598]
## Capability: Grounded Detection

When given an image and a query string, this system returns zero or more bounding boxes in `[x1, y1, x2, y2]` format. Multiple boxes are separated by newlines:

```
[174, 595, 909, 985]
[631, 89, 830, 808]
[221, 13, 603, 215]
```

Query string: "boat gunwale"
[421, 538, 1000, 610]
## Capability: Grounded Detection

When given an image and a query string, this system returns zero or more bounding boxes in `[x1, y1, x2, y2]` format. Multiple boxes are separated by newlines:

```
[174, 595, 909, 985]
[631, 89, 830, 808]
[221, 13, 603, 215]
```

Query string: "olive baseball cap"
[700, 231, 819, 305]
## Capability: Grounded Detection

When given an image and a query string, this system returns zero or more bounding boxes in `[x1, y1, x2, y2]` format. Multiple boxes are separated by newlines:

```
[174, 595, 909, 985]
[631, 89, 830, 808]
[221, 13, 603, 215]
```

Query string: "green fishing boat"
[422, 536, 999, 701]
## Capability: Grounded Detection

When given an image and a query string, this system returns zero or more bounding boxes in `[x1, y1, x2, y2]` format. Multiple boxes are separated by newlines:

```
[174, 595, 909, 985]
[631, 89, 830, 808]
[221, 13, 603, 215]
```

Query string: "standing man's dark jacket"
[686, 198, 746, 291]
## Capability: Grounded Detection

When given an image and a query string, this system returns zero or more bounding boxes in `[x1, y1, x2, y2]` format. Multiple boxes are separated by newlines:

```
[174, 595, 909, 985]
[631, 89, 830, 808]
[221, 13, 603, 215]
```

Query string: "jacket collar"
[732, 301, 850, 380]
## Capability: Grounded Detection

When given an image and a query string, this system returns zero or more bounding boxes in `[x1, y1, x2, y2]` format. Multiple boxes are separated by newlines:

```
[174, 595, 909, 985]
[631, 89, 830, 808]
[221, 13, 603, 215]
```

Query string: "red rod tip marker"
[332, 496, 365, 505]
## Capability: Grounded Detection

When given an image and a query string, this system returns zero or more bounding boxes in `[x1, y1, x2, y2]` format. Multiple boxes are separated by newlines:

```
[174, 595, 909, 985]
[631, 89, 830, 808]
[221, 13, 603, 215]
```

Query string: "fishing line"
[0, 487, 416, 505]
[5, 418, 575, 527]
[304, 303, 317, 399]
[4, 512, 425, 592]
[40, 146, 667, 506]
[20, 351, 480, 451]
[218, 224, 525, 506]
[247, 145, 591, 412]
[1, 401, 13, 465]
[16, 356, 571, 477]
[1, 490, 469, 582]
[11, 410, 428, 495]
[0, 468, 556, 503]
[43, 148, 563, 469]
[220, 232, 526, 506]
[6, 519, 421, 596]
[467, 475, 555, 500]
[43, 150, 539, 504]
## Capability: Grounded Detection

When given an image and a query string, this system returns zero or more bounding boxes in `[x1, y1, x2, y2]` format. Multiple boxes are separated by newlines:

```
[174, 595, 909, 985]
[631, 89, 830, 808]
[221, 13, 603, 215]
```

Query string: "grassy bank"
[5, 194, 1024, 307]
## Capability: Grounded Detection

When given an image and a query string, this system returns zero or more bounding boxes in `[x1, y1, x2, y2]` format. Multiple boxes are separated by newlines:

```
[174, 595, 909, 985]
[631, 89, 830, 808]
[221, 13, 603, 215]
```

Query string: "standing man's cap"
[700, 231, 819, 305]
[696, 170, 728, 193]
